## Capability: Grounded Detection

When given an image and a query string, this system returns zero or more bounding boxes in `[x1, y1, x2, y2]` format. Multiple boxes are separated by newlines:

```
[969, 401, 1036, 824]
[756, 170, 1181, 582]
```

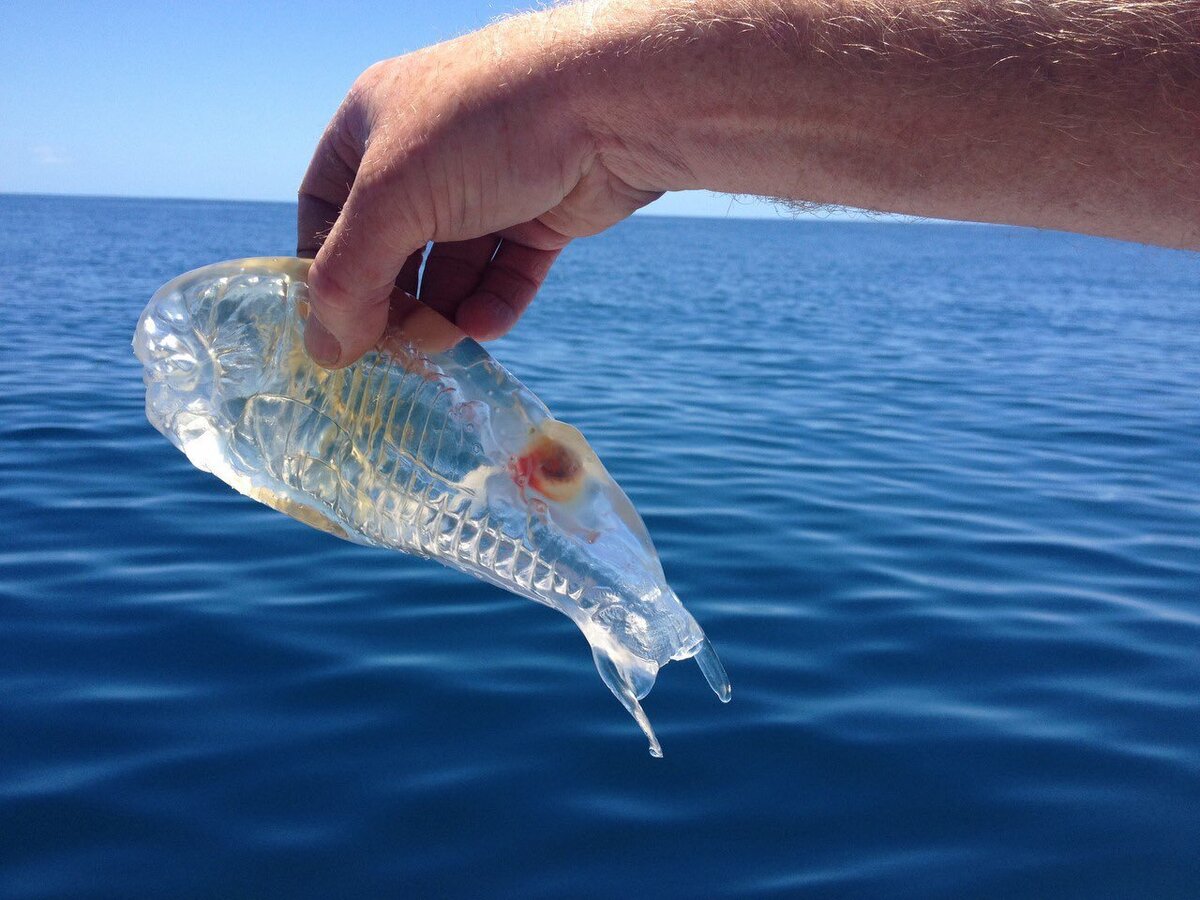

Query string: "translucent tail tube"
[591, 632, 730, 758]
[593, 648, 663, 758]
[692, 635, 732, 703]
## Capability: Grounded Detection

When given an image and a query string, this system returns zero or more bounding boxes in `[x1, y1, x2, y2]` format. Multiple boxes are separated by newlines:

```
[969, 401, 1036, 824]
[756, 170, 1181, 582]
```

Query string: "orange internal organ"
[510, 433, 585, 503]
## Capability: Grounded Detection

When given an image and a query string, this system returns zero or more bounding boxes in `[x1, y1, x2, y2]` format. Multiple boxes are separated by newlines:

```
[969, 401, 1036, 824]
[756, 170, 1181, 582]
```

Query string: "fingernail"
[305, 314, 342, 368]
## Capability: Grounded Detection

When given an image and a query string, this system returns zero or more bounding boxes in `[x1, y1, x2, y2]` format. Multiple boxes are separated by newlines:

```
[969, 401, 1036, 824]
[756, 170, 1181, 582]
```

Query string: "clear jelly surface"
[134, 257, 729, 755]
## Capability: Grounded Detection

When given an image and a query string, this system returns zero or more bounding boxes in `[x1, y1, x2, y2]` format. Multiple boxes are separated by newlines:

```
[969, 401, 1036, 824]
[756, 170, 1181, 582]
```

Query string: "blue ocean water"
[1, 192, 1199, 898]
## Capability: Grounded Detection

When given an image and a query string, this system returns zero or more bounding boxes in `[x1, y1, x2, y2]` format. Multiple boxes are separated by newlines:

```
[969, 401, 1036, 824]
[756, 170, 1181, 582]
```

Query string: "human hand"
[300, 0, 1200, 371]
[297, 7, 666, 368]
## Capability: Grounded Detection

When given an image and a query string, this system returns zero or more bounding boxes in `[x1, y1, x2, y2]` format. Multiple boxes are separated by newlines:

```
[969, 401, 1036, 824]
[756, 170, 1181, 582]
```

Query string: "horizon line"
[0, 189, 966, 227]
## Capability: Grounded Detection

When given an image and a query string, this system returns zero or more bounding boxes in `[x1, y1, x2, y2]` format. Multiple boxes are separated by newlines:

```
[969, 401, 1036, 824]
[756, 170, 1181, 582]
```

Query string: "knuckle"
[307, 262, 359, 315]
[309, 261, 392, 321]
[348, 59, 389, 100]
[358, 162, 435, 244]
[359, 57, 393, 83]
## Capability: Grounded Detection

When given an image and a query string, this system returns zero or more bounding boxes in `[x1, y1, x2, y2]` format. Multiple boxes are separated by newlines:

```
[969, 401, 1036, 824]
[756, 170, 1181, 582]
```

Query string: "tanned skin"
[297, 0, 1200, 368]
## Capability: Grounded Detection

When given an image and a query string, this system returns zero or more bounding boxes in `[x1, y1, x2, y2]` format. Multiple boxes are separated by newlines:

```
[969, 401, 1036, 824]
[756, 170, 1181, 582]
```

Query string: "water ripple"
[2, 195, 1199, 897]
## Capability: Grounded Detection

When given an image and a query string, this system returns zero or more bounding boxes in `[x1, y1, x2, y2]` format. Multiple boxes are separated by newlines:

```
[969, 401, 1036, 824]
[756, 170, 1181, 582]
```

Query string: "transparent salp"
[134, 257, 729, 756]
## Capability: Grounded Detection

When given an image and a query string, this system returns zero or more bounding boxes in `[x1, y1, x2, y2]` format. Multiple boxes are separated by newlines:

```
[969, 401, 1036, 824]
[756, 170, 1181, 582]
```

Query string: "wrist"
[541, 0, 811, 196]
[523, 0, 720, 194]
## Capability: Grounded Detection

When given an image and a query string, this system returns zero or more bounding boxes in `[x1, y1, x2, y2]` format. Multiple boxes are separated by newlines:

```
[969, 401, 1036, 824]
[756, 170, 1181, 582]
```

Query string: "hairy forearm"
[535, 0, 1200, 247]
[297, 0, 1200, 362]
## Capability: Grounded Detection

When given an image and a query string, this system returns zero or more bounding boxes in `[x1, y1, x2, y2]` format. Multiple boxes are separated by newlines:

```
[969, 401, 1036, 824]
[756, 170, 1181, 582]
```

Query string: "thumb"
[305, 158, 429, 368]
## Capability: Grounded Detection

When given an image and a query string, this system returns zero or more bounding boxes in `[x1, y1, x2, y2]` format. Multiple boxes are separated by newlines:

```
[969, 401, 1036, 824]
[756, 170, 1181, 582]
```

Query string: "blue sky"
[0, 0, 803, 219]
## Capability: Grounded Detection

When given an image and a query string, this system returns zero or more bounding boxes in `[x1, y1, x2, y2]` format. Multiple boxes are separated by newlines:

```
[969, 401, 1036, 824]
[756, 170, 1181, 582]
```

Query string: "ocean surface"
[1, 193, 1199, 898]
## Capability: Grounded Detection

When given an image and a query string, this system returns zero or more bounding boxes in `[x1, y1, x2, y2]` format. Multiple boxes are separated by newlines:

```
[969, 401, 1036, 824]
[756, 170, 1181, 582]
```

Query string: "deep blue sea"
[2, 193, 1199, 898]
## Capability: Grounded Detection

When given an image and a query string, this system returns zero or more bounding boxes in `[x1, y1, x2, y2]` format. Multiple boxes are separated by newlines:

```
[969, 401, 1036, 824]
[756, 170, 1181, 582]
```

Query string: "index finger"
[304, 141, 432, 368]
[297, 103, 365, 260]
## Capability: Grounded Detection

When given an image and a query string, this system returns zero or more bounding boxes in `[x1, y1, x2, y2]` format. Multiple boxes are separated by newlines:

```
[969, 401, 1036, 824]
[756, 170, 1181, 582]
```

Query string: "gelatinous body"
[133, 257, 728, 756]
